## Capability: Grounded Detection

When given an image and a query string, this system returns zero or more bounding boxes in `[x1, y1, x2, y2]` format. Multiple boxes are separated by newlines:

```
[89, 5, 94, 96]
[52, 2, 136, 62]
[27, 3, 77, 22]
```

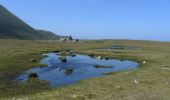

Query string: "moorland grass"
[0, 39, 170, 100]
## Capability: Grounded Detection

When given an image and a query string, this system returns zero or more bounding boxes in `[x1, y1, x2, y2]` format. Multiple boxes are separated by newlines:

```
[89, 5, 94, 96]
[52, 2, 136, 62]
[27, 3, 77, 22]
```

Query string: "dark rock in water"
[70, 54, 76, 57]
[61, 59, 67, 62]
[52, 50, 60, 53]
[59, 56, 67, 62]
[105, 58, 109, 60]
[30, 59, 37, 62]
[94, 65, 113, 68]
[65, 68, 73, 75]
[28, 73, 38, 78]
[88, 54, 95, 58]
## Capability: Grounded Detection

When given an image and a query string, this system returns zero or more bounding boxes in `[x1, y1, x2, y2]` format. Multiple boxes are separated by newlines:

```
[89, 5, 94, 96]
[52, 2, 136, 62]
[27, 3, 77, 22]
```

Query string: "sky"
[0, 0, 170, 41]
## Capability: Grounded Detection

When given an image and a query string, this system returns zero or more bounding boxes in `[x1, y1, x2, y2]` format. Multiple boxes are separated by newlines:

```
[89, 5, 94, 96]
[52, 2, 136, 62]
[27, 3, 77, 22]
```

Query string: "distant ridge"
[0, 4, 59, 40]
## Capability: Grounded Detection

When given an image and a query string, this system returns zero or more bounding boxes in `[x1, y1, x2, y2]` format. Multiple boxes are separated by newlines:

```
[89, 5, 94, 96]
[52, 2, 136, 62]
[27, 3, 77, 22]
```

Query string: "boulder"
[28, 73, 38, 78]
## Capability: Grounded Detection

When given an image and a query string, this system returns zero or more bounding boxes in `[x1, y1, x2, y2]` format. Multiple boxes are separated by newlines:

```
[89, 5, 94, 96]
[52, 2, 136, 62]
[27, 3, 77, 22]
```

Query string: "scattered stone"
[142, 61, 146, 64]
[59, 56, 67, 62]
[61, 58, 67, 62]
[94, 65, 113, 68]
[134, 79, 139, 84]
[65, 68, 73, 75]
[115, 85, 122, 90]
[68, 50, 74, 53]
[72, 94, 77, 99]
[88, 54, 95, 57]
[96, 56, 102, 59]
[52, 50, 60, 53]
[105, 58, 109, 60]
[70, 54, 76, 57]
[28, 73, 38, 78]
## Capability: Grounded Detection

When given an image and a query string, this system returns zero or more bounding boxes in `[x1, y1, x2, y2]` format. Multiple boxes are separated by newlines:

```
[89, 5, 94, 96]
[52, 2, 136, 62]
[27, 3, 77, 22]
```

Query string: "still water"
[17, 53, 138, 87]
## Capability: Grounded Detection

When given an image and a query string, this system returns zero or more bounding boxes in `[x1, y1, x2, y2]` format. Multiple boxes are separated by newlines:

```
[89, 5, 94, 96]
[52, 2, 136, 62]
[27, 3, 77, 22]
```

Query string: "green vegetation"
[0, 4, 59, 40]
[0, 39, 170, 100]
[65, 68, 73, 75]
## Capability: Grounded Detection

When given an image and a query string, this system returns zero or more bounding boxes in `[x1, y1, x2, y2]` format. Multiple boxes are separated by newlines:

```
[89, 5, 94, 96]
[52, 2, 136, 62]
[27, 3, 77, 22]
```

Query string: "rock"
[96, 56, 102, 59]
[134, 79, 139, 84]
[28, 73, 38, 78]
[66, 49, 71, 52]
[59, 56, 67, 62]
[105, 58, 109, 60]
[69, 50, 74, 53]
[70, 54, 76, 57]
[115, 85, 122, 89]
[142, 61, 146, 64]
[72, 94, 77, 99]
[88, 54, 95, 57]
[61, 58, 67, 62]
[52, 50, 60, 53]
[65, 68, 73, 75]
[94, 65, 113, 68]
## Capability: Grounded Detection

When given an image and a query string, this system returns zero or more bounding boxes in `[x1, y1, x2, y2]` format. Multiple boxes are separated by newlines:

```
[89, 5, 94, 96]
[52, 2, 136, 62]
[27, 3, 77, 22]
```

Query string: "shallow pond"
[17, 53, 138, 87]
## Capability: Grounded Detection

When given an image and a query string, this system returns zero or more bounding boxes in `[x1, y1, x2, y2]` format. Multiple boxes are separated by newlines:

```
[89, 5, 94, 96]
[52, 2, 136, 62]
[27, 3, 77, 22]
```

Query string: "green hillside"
[0, 4, 59, 40]
[37, 30, 60, 39]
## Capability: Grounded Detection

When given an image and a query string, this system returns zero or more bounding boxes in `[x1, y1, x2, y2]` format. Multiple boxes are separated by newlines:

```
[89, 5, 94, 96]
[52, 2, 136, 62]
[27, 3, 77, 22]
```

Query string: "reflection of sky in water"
[17, 53, 138, 87]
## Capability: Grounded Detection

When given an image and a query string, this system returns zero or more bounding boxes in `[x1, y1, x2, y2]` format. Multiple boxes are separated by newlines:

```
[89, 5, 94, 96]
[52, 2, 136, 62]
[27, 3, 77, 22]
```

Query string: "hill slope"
[37, 30, 60, 39]
[0, 4, 59, 40]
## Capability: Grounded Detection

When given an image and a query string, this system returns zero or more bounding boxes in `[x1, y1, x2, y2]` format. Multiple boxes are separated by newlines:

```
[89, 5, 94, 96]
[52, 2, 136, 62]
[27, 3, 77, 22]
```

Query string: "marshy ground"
[0, 39, 170, 100]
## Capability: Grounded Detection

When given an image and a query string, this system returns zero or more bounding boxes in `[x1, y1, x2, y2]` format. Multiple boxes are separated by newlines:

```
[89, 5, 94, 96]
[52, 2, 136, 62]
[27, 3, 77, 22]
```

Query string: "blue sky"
[0, 0, 170, 41]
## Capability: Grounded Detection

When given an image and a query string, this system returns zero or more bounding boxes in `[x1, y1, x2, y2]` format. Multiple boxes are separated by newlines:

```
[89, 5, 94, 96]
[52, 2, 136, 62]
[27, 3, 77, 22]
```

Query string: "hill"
[0, 4, 59, 40]
[36, 30, 60, 39]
